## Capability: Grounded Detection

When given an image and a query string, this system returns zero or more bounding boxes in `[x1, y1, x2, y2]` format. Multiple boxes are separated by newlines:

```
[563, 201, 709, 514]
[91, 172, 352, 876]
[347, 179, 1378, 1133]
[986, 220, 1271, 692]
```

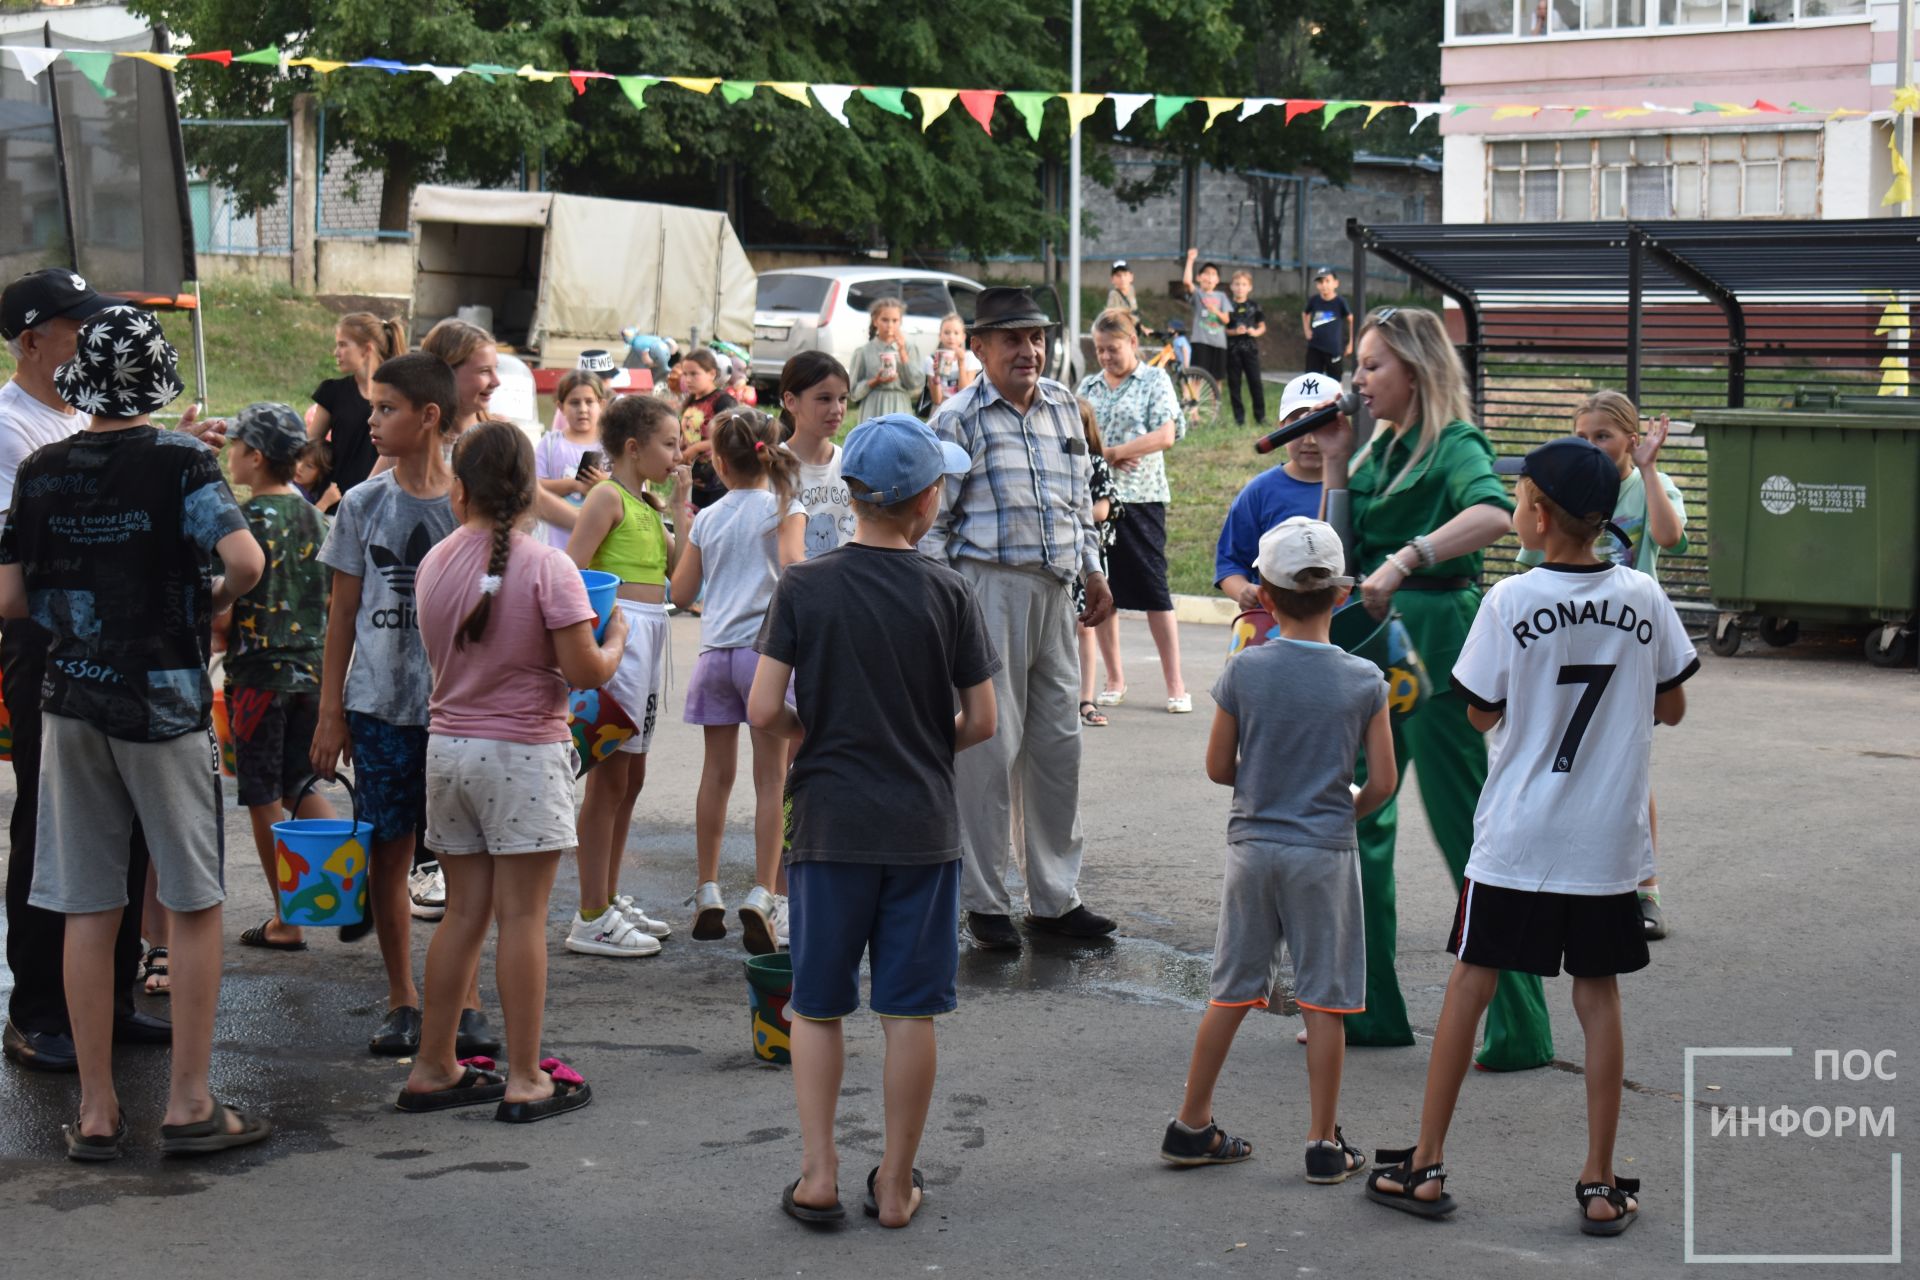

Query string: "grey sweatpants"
[953, 561, 1086, 918]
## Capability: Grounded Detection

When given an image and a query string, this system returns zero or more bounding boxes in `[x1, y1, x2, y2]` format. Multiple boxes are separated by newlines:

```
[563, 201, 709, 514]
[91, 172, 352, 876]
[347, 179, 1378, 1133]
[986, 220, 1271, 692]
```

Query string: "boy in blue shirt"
[1214, 374, 1334, 611]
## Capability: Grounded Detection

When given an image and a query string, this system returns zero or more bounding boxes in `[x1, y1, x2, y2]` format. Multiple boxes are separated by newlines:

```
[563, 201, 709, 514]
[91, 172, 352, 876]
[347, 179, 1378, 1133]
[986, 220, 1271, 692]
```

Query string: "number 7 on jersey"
[1552, 664, 1616, 773]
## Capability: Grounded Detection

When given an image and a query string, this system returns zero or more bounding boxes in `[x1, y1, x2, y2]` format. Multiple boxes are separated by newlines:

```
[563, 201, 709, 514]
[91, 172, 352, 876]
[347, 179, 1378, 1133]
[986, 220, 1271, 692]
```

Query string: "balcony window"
[1487, 129, 1822, 221]
[1456, 0, 1515, 35]
[1451, 0, 1862, 38]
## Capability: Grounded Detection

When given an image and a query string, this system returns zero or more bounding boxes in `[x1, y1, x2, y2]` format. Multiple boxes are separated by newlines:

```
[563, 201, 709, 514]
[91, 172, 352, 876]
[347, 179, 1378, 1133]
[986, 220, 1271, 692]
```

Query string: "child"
[1301, 269, 1352, 380]
[224, 403, 336, 953]
[1365, 437, 1696, 1233]
[846, 297, 924, 426]
[679, 348, 739, 513]
[1223, 270, 1267, 428]
[924, 313, 981, 412]
[400, 421, 627, 1122]
[1169, 317, 1193, 371]
[566, 395, 691, 958]
[535, 370, 610, 551]
[778, 351, 854, 559]
[1163, 517, 1394, 1183]
[1518, 390, 1687, 938]
[0, 305, 271, 1158]
[1213, 374, 1334, 611]
[747, 412, 997, 1228]
[311, 353, 496, 1060]
[1106, 259, 1143, 330]
[310, 311, 407, 497]
[294, 440, 341, 513]
[1181, 249, 1230, 380]
[1075, 399, 1122, 728]
[668, 408, 805, 952]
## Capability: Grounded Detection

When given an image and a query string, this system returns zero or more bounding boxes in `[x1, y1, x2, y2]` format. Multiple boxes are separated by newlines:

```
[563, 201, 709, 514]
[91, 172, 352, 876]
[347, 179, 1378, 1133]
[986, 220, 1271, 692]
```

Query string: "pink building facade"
[1440, 0, 1912, 222]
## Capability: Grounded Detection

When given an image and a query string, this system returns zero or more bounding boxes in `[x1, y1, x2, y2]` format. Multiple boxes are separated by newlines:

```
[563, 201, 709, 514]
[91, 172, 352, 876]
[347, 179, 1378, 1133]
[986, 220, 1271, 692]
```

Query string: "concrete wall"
[198, 253, 293, 288]
[317, 239, 411, 298]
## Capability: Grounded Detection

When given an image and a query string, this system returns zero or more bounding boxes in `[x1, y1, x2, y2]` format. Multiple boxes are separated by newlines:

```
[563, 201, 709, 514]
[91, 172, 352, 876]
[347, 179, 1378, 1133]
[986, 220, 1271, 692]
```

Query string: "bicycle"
[1143, 329, 1222, 433]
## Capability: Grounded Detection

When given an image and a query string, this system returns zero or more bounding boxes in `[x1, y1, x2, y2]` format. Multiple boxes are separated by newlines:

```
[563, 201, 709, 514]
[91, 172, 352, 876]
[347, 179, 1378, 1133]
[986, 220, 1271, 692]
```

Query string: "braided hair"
[452, 420, 536, 649]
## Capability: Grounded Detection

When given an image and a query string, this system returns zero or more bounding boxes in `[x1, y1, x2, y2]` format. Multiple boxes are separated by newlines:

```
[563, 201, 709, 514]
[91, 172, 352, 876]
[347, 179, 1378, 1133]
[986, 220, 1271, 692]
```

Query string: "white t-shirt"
[785, 441, 853, 559]
[1451, 561, 1698, 895]
[0, 379, 85, 536]
[925, 348, 983, 399]
[687, 487, 805, 651]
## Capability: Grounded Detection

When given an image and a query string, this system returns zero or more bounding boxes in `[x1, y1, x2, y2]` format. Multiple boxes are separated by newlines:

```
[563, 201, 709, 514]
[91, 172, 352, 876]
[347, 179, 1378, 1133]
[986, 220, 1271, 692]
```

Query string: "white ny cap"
[1278, 372, 1339, 422]
[1255, 516, 1352, 589]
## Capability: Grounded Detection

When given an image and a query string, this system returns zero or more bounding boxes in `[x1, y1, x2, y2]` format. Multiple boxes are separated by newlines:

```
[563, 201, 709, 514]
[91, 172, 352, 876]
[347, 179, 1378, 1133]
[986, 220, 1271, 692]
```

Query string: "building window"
[1453, 0, 1863, 39]
[1486, 129, 1822, 220]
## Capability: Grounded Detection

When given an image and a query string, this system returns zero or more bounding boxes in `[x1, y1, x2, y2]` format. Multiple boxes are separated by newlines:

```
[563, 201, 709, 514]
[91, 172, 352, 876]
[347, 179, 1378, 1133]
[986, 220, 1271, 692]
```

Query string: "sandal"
[1160, 1118, 1254, 1167]
[494, 1058, 593, 1124]
[1576, 1176, 1641, 1236]
[1304, 1126, 1369, 1184]
[1078, 700, 1108, 727]
[1167, 694, 1193, 714]
[160, 1101, 271, 1156]
[863, 1165, 926, 1224]
[394, 1057, 509, 1113]
[1365, 1146, 1457, 1218]
[239, 918, 308, 952]
[1095, 684, 1126, 707]
[140, 946, 170, 997]
[781, 1179, 847, 1226]
[64, 1113, 127, 1162]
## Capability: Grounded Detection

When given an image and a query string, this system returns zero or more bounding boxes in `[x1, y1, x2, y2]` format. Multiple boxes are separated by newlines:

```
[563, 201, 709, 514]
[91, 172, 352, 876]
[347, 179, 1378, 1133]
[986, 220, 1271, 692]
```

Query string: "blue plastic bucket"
[580, 569, 620, 642]
[270, 777, 372, 926]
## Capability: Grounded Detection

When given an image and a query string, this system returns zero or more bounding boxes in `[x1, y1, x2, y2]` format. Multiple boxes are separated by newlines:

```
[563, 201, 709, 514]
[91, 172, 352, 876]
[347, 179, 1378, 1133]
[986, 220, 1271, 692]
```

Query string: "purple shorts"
[683, 647, 761, 726]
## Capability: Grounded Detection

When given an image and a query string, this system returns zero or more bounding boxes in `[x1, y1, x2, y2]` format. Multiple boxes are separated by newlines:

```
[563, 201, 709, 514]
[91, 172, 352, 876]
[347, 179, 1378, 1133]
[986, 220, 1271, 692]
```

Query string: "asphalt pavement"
[0, 615, 1914, 1278]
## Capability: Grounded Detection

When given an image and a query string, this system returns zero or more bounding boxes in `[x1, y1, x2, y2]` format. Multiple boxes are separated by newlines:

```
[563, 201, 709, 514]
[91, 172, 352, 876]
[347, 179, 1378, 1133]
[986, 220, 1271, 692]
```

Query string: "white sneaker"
[408, 861, 446, 920]
[691, 880, 727, 940]
[739, 884, 779, 956]
[772, 893, 790, 950]
[614, 894, 673, 939]
[565, 906, 662, 957]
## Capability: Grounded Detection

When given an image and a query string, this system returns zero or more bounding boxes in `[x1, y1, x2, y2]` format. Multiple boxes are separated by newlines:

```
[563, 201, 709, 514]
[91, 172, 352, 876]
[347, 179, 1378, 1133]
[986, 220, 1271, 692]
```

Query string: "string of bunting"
[4, 43, 1915, 203]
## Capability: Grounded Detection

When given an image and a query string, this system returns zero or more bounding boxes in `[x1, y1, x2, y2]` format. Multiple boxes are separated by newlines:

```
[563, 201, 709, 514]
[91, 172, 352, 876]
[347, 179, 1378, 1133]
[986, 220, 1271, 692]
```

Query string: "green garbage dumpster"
[1696, 393, 1920, 666]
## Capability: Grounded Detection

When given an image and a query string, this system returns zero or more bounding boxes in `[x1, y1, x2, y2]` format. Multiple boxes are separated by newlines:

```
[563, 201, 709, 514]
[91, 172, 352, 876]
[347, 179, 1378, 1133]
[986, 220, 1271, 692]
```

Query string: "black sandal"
[140, 946, 169, 997]
[863, 1165, 926, 1223]
[494, 1058, 593, 1124]
[781, 1179, 846, 1226]
[1365, 1146, 1457, 1218]
[64, 1113, 127, 1162]
[1079, 700, 1108, 727]
[239, 918, 308, 952]
[160, 1101, 271, 1156]
[1576, 1176, 1641, 1236]
[1160, 1118, 1253, 1166]
[1304, 1126, 1369, 1184]
[394, 1057, 508, 1113]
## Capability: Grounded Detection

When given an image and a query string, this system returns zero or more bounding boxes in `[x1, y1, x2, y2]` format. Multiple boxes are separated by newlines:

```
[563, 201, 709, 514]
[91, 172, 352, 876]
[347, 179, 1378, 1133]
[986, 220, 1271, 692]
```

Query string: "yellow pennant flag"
[517, 64, 559, 83]
[1200, 97, 1243, 130]
[1060, 92, 1104, 135]
[119, 51, 186, 72]
[762, 82, 811, 105]
[668, 76, 719, 94]
[1712, 102, 1758, 117]
[1875, 301, 1910, 335]
[1491, 105, 1541, 121]
[286, 56, 346, 74]
[1879, 353, 1911, 395]
[1605, 106, 1653, 119]
[1894, 84, 1920, 115]
[912, 88, 958, 131]
[1362, 101, 1399, 127]
[1831, 107, 1868, 119]
[1882, 133, 1911, 207]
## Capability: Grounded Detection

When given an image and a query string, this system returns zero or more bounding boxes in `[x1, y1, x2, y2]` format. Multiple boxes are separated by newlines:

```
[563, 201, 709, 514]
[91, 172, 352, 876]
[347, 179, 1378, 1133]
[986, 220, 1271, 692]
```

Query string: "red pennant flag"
[1284, 99, 1326, 125]
[1752, 99, 1789, 114]
[569, 71, 589, 96]
[187, 50, 233, 66]
[957, 89, 999, 135]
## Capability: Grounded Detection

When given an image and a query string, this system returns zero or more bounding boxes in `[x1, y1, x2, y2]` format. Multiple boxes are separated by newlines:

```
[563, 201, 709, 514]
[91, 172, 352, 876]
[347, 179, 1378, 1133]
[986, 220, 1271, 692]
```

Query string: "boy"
[1105, 260, 1151, 335]
[1214, 374, 1335, 610]
[0, 305, 271, 1158]
[1163, 517, 1394, 1184]
[224, 403, 336, 951]
[1365, 437, 1696, 1234]
[1223, 269, 1267, 428]
[294, 439, 340, 512]
[310, 353, 495, 1059]
[1181, 248, 1230, 380]
[748, 413, 998, 1229]
[1301, 269, 1352, 380]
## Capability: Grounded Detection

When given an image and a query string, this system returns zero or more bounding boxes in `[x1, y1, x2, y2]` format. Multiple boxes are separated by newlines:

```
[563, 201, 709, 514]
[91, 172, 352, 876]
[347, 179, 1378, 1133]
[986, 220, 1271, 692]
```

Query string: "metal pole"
[1626, 230, 1644, 405]
[1902, 0, 1914, 219]
[1068, 0, 1082, 367]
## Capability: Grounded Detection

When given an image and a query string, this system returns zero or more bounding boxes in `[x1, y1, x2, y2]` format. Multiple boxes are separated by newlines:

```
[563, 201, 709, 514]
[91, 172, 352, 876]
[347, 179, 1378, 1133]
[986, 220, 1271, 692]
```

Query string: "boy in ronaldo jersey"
[1364, 437, 1697, 1236]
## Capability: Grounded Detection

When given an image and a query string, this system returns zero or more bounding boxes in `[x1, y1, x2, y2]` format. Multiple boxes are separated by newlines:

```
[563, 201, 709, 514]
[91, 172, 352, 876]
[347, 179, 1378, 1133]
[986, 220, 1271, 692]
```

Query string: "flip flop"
[160, 1102, 271, 1156]
[394, 1057, 508, 1113]
[494, 1058, 593, 1124]
[64, 1113, 127, 1162]
[238, 918, 308, 952]
[781, 1180, 847, 1226]
[863, 1165, 926, 1224]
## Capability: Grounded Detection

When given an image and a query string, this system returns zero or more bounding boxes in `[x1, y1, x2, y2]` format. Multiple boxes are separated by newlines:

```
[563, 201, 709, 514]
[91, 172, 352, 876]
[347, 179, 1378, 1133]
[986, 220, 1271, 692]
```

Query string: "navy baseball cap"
[842, 412, 971, 506]
[1495, 436, 1621, 521]
[1, 267, 112, 341]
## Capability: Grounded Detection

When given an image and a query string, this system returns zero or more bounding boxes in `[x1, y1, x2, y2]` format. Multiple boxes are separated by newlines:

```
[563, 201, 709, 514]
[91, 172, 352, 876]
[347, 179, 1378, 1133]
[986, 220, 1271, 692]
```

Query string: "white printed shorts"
[426, 736, 577, 856]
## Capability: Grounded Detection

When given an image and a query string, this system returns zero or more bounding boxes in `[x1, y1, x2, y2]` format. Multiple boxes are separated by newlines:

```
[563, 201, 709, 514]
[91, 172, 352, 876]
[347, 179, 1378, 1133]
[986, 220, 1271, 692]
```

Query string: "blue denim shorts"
[346, 712, 428, 844]
[788, 860, 960, 1020]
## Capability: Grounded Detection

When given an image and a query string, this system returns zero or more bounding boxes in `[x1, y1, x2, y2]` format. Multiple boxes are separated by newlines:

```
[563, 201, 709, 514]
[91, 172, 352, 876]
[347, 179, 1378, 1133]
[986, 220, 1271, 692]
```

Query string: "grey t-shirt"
[1209, 638, 1387, 849]
[317, 471, 456, 726]
[688, 486, 805, 651]
[1192, 288, 1230, 348]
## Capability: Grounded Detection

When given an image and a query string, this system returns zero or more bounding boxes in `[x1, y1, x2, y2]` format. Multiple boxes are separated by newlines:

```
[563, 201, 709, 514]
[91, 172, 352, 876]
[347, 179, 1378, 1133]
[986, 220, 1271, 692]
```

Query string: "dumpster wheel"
[1758, 617, 1799, 648]
[1864, 623, 1917, 669]
[1708, 614, 1743, 658]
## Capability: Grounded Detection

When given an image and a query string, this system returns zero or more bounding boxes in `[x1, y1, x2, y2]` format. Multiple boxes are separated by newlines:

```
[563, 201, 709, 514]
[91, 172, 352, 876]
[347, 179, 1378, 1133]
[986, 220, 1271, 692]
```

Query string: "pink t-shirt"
[417, 527, 596, 744]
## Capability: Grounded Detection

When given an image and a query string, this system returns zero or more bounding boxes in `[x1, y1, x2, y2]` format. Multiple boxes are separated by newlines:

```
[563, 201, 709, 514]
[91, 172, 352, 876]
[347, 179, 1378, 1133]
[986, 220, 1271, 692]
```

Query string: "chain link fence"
[180, 119, 292, 255]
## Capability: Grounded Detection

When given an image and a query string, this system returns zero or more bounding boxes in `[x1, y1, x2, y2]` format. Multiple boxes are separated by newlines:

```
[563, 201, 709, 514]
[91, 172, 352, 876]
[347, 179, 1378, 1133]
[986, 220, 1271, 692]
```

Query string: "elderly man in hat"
[922, 287, 1118, 951]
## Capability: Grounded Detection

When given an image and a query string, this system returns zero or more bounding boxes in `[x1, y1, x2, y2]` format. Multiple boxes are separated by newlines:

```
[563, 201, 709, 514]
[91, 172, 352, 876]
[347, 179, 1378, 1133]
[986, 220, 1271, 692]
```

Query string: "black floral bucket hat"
[54, 304, 183, 419]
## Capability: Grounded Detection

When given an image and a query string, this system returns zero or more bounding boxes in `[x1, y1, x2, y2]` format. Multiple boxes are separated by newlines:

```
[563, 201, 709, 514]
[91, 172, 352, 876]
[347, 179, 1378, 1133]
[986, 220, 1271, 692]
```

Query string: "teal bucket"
[1329, 600, 1431, 724]
[745, 953, 794, 1065]
[270, 777, 372, 926]
[580, 569, 619, 642]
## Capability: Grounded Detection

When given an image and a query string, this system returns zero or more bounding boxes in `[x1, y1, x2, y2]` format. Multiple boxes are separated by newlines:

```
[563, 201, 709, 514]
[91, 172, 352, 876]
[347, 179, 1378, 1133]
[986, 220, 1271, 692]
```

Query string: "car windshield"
[757, 276, 832, 313]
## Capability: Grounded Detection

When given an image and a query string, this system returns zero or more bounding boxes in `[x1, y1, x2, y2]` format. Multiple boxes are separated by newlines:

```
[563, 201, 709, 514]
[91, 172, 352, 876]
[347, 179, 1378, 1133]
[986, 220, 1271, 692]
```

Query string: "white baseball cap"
[1255, 516, 1352, 590]
[1278, 372, 1340, 421]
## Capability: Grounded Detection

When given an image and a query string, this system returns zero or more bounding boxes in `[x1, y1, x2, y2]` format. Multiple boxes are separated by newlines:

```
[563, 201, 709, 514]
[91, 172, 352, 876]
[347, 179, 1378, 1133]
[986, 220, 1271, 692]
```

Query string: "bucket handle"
[291, 772, 361, 831]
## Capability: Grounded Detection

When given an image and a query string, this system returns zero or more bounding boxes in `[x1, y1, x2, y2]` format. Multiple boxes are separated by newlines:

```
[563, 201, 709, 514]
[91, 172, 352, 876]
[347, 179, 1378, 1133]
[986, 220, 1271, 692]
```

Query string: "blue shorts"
[788, 860, 961, 1020]
[346, 712, 428, 844]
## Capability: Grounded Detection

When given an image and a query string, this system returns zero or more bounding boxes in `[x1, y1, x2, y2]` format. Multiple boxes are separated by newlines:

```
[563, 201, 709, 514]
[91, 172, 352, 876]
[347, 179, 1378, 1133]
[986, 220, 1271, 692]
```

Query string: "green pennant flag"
[1572, 107, 1591, 122]
[1322, 100, 1363, 127]
[1690, 101, 1717, 114]
[859, 86, 912, 118]
[1787, 100, 1814, 113]
[719, 80, 757, 103]
[466, 63, 512, 83]
[1006, 90, 1050, 139]
[62, 50, 116, 98]
[234, 46, 280, 66]
[618, 76, 657, 110]
[1448, 103, 1475, 117]
[1152, 95, 1194, 129]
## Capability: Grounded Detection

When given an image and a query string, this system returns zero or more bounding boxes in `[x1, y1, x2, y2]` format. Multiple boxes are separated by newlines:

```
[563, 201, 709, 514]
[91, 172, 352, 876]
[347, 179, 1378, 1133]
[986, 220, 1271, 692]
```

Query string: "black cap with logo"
[0, 268, 113, 342]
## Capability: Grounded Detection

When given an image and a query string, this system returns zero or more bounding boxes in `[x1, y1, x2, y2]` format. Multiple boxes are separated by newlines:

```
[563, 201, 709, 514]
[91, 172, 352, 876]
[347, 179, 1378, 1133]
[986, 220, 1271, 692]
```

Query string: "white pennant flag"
[1238, 98, 1281, 122]
[1108, 92, 1152, 130]
[4, 46, 62, 84]
[811, 84, 855, 128]
[1407, 103, 1446, 132]
[411, 64, 463, 85]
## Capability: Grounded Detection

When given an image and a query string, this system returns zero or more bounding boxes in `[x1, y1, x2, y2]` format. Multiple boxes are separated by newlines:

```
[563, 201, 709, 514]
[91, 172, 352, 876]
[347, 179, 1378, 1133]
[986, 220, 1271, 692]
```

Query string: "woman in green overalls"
[1318, 306, 1554, 1072]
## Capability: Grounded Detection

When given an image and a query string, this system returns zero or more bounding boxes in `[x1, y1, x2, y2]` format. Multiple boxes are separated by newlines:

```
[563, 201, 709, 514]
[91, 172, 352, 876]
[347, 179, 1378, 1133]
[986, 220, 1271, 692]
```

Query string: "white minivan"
[749, 266, 1079, 396]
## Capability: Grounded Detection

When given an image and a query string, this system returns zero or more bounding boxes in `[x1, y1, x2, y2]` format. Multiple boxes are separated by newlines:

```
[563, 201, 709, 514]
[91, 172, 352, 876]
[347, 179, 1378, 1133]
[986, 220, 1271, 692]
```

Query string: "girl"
[1074, 398, 1122, 728]
[668, 409, 805, 954]
[566, 396, 692, 958]
[309, 311, 406, 496]
[294, 440, 340, 513]
[778, 351, 853, 559]
[679, 349, 739, 514]
[925, 311, 980, 411]
[536, 370, 610, 550]
[846, 297, 924, 425]
[402, 421, 626, 1123]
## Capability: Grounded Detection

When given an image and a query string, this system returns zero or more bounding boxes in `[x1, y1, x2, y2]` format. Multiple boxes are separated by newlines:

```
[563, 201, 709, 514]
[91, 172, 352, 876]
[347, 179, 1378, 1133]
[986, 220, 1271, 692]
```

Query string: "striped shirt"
[921, 375, 1101, 584]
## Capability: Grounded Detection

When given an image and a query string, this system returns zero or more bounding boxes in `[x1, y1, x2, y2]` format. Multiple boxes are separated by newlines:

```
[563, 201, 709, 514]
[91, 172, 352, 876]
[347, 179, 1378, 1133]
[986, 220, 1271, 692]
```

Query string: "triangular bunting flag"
[1572, 106, 1592, 122]
[286, 57, 347, 74]
[1006, 90, 1050, 139]
[764, 81, 810, 104]
[412, 65, 462, 85]
[1362, 101, 1399, 127]
[1688, 101, 1718, 114]
[120, 52, 186, 72]
[617, 76, 656, 110]
[186, 50, 233, 67]
[1152, 95, 1194, 129]
[911, 88, 957, 131]
[1491, 105, 1540, 120]
[1407, 104, 1445, 132]
[233, 46, 280, 66]
[568, 71, 590, 96]
[1752, 100, 1789, 114]
[465, 64, 512, 82]
[1322, 101, 1363, 127]
[1284, 99, 1325, 125]
[667, 76, 718, 94]
[1448, 103, 1476, 117]
[859, 87, 913, 118]
[1712, 102, 1757, 117]
[1108, 92, 1152, 129]
[1884, 135, 1911, 207]
[811, 84, 855, 127]
[1239, 98, 1281, 121]
[719, 80, 756, 103]
[355, 59, 408, 75]
[1605, 106, 1652, 119]
[3, 47, 62, 84]
[1874, 301, 1909, 335]
[1061, 91, 1104, 135]
[517, 65, 559, 83]
[957, 90, 999, 135]
[62, 50, 117, 98]
[1200, 97, 1242, 129]
[1830, 107, 1868, 118]
[1787, 101, 1815, 113]
[1894, 85, 1920, 115]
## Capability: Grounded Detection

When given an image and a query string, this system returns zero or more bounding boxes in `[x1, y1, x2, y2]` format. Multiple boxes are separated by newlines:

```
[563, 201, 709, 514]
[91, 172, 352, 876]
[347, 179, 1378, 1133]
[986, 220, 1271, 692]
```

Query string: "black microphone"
[1253, 391, 1358, 455]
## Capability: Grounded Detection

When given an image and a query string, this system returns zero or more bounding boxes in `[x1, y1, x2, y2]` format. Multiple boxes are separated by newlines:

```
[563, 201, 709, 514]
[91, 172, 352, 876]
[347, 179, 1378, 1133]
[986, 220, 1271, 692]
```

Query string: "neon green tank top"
[588, 481, 668, 585]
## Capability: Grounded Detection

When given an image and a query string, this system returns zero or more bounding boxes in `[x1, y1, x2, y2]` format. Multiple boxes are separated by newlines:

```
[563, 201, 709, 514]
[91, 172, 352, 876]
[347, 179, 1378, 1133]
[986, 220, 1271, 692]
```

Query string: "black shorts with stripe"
[1446, 878, 1649, 979]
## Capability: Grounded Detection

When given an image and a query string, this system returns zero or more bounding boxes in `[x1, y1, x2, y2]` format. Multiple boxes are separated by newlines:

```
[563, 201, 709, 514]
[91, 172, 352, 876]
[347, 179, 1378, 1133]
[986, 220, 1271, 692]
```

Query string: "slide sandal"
[781, 1180, 846, 1226]
[494, 1059, 593, 1124]
[394, 1057, 508, 1113]
[238, 919, 308, 952]
[863, 1166, 926, 1223]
